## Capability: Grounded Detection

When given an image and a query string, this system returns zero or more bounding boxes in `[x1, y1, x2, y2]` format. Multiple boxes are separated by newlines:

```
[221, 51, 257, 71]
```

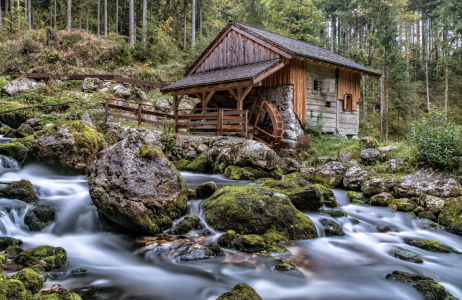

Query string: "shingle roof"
[232, 22, 380, 77]
[162, 59, 281, 91]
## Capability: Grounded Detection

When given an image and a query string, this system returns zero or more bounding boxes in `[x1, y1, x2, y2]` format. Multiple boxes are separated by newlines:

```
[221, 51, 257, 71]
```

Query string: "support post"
[217, 109, 223, 137]
[175, 109, 179, 139]
[137, 104, 142, 128]
[244, 110, 248, 135]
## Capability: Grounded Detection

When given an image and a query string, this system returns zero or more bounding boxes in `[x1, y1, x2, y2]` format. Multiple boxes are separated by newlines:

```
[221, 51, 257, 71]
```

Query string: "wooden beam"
[203, 91, 215, 108]
[228, 89, 238, 100]
[171, 80, 260, 96]
[252, 61, 285, 84]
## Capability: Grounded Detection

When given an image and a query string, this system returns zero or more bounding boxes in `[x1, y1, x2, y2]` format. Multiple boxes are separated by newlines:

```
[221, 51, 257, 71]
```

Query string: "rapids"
[0, 158, 461, 299]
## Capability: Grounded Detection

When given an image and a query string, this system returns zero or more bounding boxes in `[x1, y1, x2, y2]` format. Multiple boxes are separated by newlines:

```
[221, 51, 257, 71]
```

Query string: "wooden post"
[104, 100, 109, 122]
[137, 104, 142, 128]
[244, 110, 248, 136]
[217, 109, 222, 137]
[174, 109, 179, 139]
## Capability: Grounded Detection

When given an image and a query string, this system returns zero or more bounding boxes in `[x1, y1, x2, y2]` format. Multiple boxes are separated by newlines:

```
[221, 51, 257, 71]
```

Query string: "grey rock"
[312, 162, 348, 188]
[24, 205, 55, 231]
[360, 148, 387, 164]
[398, 169, 462, 198]
[196, 181, 217, 199]
[359, 137, 379, 149]
[394, 247, 423, 263]
[382, 158, 405, 173]
[82, 78, 102, 91]
[113, 84, 132, 99]
[313, 156, 338, 166]
[339, 151, 353, 163]
[361, 176, 388, 197]
[196, 144, 209, 154]
[343, 166, 370, 191]
[2, 78, 42, 96]
[130, 87, 147, 101]
[320, 218, 345, 237]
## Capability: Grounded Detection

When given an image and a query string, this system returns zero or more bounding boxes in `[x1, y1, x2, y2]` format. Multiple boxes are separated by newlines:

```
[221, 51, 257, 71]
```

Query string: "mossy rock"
[139, 143, 165, 161]
[16, 123, 34, 138]
[0, 279, 31, 300]
[170, 215, 201, 235]
[0, 127, 9, 135]
[275, 259, 298, 272]
[386, 271, 457, 300]
[196, 181, 217, 199]
[412, 206, 424, 216]
[173, 159, 191, 171]
[203, 186, 317, 241]
[15, 245, 67, 272]
[418, 211, 437, 222]
[24, 205, 55, 231]
[388, 199, 417, 212]
[188, 189, 197, 200]
[217, 283, 263, 300]
[12, 268, 44, 294]
[12, 135, 36, 149]
[0, 180, 38, 203]
[322, 210, 347, 218]
[320, 219, 345, 237]
[315, 184, 337, 207]
[438, 197, 462, 237]
[5, 245, 23, 255]
[370, 192, 394, 207]
[347, 191, 360, 202]
[426, 205, 441, 217]
[394, 247, 423, 264]
[404, 238, 461, 254]
[261, 176, 325, 211]
[224, 166, 266, 181]
[0, 142, 28, 163]
[234, 235, 267, 253]
[0, 237, 23, 251]
[0, 255, 5, 265]
[29, 287, 83, 299]
[268, 167, 283, 180]
[187, 156, 211, 173]
[217, 230, 236, 248]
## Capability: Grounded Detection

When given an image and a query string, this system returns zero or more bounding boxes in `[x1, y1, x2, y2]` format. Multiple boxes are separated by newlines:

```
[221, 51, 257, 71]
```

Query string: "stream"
[0, 153, 461, 299]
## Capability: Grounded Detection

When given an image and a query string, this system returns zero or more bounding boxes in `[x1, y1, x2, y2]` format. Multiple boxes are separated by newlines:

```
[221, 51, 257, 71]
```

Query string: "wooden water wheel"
[247, 99, 283, 150]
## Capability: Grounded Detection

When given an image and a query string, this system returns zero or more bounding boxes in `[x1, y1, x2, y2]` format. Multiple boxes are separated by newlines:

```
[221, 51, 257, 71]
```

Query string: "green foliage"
[160, 119, 177, 152]
[410, 110, 462, 169]
[0, 76, 12, 89]
[305, 113, 326, 136]
[114, 41, 133, 65]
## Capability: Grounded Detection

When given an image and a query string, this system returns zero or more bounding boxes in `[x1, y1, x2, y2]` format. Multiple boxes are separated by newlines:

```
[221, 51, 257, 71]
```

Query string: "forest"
[0, 0, 461, 142]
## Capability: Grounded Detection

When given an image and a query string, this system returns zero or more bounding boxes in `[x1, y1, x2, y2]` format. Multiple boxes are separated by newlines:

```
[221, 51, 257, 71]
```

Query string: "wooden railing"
[0, 73, 170, 89]
[104, 99, 248, 137]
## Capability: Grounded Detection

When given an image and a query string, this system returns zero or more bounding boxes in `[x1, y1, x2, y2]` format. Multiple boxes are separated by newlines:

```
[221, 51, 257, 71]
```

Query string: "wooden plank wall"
[337, 70, 361, 109]
[195, 30, 280, 74]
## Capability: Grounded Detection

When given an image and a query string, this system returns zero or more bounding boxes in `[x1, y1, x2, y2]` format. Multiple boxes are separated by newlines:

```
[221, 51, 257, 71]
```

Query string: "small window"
[313, 80, 319, 91]
[325, 101, 331, 108]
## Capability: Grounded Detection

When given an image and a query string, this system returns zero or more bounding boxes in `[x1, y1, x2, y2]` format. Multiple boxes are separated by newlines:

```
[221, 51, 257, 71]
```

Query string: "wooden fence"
[104, 99, 248, 137]
[0, 73, 170, 89]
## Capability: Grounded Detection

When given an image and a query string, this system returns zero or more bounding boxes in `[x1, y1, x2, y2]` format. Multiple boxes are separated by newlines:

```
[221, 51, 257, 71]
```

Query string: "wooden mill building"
[161, 21, 380, 144]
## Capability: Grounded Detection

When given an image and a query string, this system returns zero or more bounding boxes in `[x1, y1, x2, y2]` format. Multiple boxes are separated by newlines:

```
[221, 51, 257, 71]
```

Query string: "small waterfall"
[0, 155, 20, 169]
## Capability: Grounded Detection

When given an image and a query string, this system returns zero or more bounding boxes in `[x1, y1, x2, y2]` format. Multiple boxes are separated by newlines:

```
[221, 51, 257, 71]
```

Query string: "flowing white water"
[0, 160, 461, 299]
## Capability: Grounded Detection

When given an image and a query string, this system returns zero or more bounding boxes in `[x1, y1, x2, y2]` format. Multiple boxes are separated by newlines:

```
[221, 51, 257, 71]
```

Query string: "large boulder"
[203, 186, 317, 240]
[24, 205, 55, 231]
[403, 238, 460, 254]
[30, 121, 107, 170]
[30, 286, 83, 299]
[0, 180, 38, 203]
[113, 84, 131, 99]
[312, 162, 348, 188]
[359, 136, 379, 149]
[223, 166, 266, 180]
[370, 192, 394, 206]
[360, 148, 387, 165]
[130, 87, 147, 101]
[0, 237, 22, 251]
[82, 78, 103, 91]
[0, 279, 30, 299]
[2, 78, 44, 96]
[343, 166, 370, 190]
[438, 197, 462, 236]
[195, 181, 217, 199]
[12, 268, 44, 294]
[386, 271, 458, 300]
[394, 247, 423, 264]
[361, 176, 388, 197]
[260, 175, 329, 210]
[0, 142, 28, 163]
[15, 245, 67, 271]
[217, 283, 263, 300]
[320, 218, 345, 237]
[88, 132, 188, 234]
[398, 169, 462, 198]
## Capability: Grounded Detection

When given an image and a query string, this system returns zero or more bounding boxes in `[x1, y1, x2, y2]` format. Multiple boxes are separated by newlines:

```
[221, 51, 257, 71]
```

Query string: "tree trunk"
[129, 0, 135, 47]
[199, 8, 202, 46]
[372, 84, 375, 115]
[104, 0, 107, 36]
[380, 74, 384, 142]
[54, 0, 56, 27]
[425, 60, 430, 111]
[191, 0, 195, 48]
[445, 62, 448, 120]
[10, 0, 13, 26]
[362, 77, 366, 137]
[332, 16, 336, 52]
[115, 0, 118, 33]
[67, 0, 71, 30]
[1, 0, 3, 26]
[183, 6, 186, 51]
[79, 0, 81, 30]
[28, 0, 31, 28]
[50, 5, 52, 27]
[97, 0, 100, 37]
[86, 2, 88, 31]
[142, 0, 147, 48]
[24, 0, 27, 22]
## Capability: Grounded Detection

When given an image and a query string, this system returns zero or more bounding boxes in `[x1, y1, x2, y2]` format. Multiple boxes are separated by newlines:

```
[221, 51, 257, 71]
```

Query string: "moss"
[370, 193, 394, 207]
[0, 279, 31, 300]
[223, 166, 266, 181]
[0, 237, 23, 251]
[347, 191, 360, 202]
[24, 205, 55, 232]
[275, 260, 298, 272]
[12, 135, 36, 149]
[29, 288, 82, 299]
[0, 256, 5, 264]
[173, 159, 191, 171]
[0, 142, 28, 163]
[438, 197, 462, 237]
[196, 181, 217, 199]
[418, 211, 437, 222]
[322, 210, 347, 218]
[389, 199, 417, 212]
[12, 268, 44, 294]
[217, 230, 236, 248]
[187, 156, 211, 173]
[314, 184, 337, 207]
[217, 283, 263, 300]
[5, 245, 23, 255]
[261, 177, 325, 211]
[426, 206, 441, 217]
[320, 218, 345, 236]
[0, 275, 8, 281]
[203, 185, 317, 240]
[268, 167, 283, 180]
[28, 264, 45, 274]
[263, 253, 275, 258]
[386, 271, 457, 300]
[206, 242, 223, 256]
[0, 180, 38, 203]
[404, 238, 461, 254]
[234, 235, 267, 253]
[352, 199, 365, 204]
[15, 245, 67, 272]
[139, 143, 165, 161]
[188, 189, 197, 199]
